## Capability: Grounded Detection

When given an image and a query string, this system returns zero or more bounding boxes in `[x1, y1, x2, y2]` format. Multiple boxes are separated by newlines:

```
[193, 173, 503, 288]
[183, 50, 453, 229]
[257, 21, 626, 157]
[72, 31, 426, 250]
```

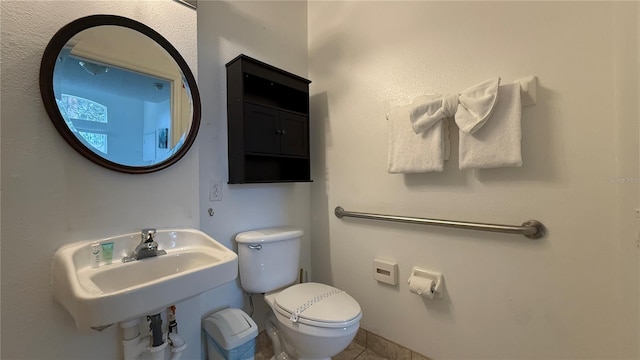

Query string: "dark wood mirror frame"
[39, 14, 201, 174]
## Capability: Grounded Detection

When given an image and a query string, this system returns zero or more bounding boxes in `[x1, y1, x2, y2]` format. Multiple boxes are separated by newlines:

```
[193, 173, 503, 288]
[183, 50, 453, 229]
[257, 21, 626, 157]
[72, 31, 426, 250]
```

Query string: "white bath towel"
[387, 102, 449, 173]
[459, 82, 522, 169]
[410, 78, 500, 135]
[454, 78, 501, 134]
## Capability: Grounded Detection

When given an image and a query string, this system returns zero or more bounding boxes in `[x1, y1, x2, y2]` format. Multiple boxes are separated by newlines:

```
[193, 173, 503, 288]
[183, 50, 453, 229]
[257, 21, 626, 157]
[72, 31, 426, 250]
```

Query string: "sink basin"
[52, 229, 238, 330]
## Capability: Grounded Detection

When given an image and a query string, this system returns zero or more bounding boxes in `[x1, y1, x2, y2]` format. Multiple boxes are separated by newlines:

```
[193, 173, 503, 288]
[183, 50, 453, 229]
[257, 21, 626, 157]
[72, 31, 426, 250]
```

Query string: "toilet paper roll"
[408, 276, 435, 299]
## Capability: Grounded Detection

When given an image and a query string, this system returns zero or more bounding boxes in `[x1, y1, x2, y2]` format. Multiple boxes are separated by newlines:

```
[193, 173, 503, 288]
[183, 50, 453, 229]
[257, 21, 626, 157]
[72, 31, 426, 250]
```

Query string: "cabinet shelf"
[244, 152, 309, 160]
[243, 100, 309, 117]
[226, 55, 311, 184]
[243, 75, 308, 114]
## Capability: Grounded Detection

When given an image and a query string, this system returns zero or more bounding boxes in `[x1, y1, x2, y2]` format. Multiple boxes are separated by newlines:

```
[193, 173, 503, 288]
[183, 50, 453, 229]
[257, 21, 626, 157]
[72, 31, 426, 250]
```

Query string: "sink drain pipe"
[148, 314, 164, 347]
[119, 306, 187, 360]
[121, 318, 153, 360]
[121, 317, 167, 360]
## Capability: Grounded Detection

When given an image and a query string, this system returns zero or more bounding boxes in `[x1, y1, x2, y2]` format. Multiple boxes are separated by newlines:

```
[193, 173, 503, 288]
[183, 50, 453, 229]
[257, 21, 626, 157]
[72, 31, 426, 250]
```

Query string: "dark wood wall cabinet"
[226, 54, 312, 184]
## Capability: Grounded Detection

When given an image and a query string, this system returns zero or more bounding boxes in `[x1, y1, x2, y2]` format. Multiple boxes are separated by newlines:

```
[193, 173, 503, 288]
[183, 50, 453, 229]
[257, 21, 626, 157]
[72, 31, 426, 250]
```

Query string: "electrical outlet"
[209, 180, 222, 201]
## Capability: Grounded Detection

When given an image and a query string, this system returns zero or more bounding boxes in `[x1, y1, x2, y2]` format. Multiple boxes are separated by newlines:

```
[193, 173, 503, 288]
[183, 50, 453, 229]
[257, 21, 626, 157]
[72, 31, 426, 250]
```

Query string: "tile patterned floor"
[334, 342, 385, 360]
[256, 342, 385, 360]
[254, 328, 432, 360]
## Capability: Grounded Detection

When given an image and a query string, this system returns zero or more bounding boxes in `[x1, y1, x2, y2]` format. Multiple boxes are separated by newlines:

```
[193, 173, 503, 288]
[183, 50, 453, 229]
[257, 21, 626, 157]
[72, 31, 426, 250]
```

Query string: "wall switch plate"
[209, 180, 222, 201]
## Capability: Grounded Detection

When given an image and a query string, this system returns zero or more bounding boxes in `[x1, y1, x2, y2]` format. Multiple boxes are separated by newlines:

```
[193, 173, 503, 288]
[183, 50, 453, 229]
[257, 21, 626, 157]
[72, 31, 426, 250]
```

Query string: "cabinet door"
[280, 111, 309, 156]
[244, 103, 280, 154]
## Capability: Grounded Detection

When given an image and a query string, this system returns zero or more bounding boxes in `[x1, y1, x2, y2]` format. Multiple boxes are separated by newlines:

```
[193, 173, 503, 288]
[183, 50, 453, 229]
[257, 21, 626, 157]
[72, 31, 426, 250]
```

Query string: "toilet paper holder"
[408, 267, 443, 298]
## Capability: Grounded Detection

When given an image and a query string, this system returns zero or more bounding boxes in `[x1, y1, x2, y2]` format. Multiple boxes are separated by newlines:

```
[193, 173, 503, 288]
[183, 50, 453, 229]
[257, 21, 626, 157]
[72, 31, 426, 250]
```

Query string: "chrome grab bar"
[334, 206, 545, 239]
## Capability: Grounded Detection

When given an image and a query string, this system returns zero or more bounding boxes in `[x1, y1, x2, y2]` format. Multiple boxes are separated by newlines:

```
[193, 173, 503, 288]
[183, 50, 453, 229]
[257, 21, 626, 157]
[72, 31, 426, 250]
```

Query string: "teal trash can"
[203, 308, 258, 360]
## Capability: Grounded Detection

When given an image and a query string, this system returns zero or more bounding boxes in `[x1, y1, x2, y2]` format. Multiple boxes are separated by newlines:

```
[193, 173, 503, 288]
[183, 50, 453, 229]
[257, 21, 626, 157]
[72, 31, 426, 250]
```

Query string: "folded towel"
[388, 101, 449, 173]
[459, 83, 522, 169]
[389, 78, 501, 173]
[409, 78, 500, 135]
[455, 78, 501, 134]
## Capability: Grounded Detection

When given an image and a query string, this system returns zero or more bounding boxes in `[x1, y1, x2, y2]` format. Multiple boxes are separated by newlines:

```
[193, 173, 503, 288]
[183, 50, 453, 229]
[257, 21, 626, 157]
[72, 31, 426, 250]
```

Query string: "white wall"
[196, 0, 311, 333]
[0, 1, 203, 359]
[308, 2, 639, 359]
[4, 1, 638, 359]
[2, 1, 310, 359]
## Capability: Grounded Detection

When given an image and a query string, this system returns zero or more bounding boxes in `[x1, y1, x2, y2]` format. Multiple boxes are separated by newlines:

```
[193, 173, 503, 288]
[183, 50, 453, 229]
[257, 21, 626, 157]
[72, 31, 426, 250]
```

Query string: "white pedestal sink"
[52, 229, 238, 330]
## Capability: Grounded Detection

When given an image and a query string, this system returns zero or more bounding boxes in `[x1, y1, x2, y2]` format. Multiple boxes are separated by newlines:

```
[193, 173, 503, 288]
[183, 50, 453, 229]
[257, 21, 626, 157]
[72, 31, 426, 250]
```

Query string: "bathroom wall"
[308, 2, 639, 359]
[196, 0, 311, 331]
[0, 1, 204, 359]
[2, 1, 310, 359]
[3, 1, 638, 359]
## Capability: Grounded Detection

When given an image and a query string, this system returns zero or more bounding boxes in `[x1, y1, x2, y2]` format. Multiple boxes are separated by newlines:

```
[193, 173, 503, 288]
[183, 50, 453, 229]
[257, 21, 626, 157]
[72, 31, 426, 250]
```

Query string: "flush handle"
[248, 244, 262, 250]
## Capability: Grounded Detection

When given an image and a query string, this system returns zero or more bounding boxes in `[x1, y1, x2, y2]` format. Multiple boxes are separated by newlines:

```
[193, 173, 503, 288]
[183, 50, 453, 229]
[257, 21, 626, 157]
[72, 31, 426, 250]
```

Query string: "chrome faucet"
[122, 228, 167, 263]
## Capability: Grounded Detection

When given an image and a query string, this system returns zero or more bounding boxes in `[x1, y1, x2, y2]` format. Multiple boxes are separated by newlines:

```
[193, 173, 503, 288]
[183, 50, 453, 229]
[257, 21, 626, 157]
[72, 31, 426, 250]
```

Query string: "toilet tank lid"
[235, 227, 303, 244]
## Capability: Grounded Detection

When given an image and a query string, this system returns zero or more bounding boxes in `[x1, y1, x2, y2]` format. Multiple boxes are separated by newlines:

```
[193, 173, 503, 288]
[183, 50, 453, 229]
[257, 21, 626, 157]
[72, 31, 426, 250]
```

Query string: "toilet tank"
[235, 227, 302, 293]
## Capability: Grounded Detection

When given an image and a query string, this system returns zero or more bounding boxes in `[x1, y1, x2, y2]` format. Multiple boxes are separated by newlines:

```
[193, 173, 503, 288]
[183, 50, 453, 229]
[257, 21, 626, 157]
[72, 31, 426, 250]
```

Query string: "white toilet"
[235, 227, 362, 360]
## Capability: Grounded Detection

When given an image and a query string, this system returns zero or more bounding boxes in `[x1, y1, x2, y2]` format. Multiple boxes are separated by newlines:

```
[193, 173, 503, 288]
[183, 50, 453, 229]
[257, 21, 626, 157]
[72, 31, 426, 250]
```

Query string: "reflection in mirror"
[40, 15, 200, 173]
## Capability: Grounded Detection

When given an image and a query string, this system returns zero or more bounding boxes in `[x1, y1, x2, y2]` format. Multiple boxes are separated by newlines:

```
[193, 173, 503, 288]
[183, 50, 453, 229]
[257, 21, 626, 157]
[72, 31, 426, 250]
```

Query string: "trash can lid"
[203, 308, 258, 350]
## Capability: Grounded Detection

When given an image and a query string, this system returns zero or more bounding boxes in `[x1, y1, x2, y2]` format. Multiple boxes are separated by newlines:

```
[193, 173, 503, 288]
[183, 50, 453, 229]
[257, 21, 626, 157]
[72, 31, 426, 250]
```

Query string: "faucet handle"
[141, 228, 157, 243]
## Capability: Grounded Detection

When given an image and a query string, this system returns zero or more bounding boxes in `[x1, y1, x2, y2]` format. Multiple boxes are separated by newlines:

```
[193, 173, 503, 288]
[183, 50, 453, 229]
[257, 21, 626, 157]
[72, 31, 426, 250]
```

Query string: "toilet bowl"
[265, 283, 361, 359]
[235, 228, 362, 360]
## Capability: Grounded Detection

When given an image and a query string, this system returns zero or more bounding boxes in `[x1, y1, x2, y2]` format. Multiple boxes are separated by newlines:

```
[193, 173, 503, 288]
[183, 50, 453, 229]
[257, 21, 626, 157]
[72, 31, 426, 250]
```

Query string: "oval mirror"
[39, 15, 201, 174]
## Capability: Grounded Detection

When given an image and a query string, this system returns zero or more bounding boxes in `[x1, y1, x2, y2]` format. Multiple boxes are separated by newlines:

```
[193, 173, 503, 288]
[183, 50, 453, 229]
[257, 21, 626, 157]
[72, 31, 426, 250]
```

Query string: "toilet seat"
[274, 282, 362, 329]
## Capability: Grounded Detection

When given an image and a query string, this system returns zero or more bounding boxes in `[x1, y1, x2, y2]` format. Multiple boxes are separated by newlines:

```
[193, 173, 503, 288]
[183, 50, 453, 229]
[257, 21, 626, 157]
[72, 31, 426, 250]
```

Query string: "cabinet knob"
[275, 129, 282, 134]
[281, 130, 286, 135]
